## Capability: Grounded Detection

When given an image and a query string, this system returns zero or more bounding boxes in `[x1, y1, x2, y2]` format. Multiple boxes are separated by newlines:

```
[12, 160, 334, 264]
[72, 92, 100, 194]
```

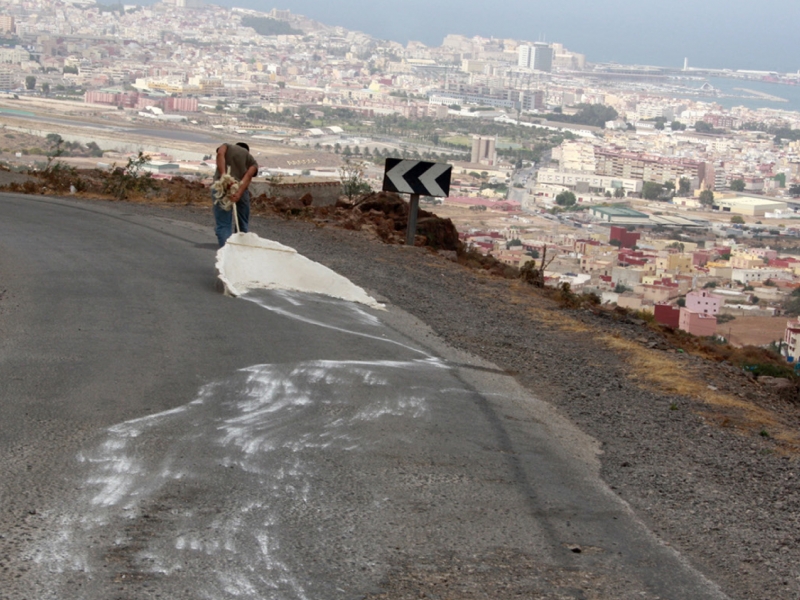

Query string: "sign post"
[406, 194, 420, 246]
[382, 158, 452, 245]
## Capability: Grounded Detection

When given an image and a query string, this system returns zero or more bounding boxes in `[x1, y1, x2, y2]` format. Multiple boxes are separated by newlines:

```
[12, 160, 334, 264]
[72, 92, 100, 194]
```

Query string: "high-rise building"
[531, 43, 553, 72]
[519, 90, 544, 111]
[0, 15, 14, 33]
[270, 9, 291, 20]
[471, 135, 497, 166]
[517, 45, 532, 69]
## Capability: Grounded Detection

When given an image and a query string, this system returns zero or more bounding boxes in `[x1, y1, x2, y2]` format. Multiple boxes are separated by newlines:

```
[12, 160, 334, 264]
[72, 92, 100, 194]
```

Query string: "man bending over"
[212, 142, 258, 246]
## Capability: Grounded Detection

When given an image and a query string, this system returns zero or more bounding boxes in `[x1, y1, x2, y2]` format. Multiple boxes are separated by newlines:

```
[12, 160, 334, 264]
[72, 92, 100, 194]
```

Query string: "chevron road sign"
[382, 158, 452, 198]
[381, 158, 453, 245]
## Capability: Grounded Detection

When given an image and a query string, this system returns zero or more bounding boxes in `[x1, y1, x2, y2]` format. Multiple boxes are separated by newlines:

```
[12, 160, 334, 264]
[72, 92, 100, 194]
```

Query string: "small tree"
[86, 141, 103, 157]
[339, 158, 371, 201]
[782, 288, 800, 315]
[730, 179, 745, 192]
[678, 177, 691, 196]
[642, 181, 664, 200]
[730, 215, 744, 224]
[699, 189, 714, 206]
[519, 244, 556, 288]
[555, 191, 576, 207]
[613, 186, 626, 198]
[25, 76, 36, 90]
[46, 133, 63, 147]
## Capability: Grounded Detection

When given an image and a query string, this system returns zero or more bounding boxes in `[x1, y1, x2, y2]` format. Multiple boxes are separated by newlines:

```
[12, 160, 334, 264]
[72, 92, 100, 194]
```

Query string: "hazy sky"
[207, 0, 798, 72]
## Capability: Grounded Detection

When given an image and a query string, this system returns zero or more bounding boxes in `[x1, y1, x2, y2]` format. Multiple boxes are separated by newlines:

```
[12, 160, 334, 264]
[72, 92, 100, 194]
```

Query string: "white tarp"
[216, 232, 384, 309]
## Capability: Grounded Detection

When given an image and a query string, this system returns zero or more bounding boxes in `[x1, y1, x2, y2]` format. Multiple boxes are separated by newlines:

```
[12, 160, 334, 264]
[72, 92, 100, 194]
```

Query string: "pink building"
[679, 308, 717, 337]
[749, 248, 778, 261]
[685, 290, 722, 316]
[692, 251, 712, 267]
[84, 90, 119, 105]
[163, 96, 198, 112]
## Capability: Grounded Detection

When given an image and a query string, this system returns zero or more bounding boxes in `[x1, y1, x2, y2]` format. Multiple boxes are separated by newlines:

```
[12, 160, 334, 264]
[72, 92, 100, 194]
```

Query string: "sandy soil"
[724, 315, 792, 347]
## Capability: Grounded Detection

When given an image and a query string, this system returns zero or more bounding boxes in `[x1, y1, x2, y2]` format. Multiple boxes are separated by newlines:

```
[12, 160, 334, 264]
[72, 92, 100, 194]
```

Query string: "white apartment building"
[635, 104, 675, 121]
[731, 268, 793, 284]
[560, 141, 597, 172]
[0, 47, 29, 64]
[517, 45, 532, 69]
[536, 167, 643, 195]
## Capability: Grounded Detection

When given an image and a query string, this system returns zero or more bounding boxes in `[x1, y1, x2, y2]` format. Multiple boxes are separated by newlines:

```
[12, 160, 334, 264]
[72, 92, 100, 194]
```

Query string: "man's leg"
[236, 191, 251, 234]
[212, 191, 233, 247]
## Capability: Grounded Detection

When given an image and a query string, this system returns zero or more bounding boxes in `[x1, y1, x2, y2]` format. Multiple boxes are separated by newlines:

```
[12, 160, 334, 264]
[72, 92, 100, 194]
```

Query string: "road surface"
[0, 193, 729, 599]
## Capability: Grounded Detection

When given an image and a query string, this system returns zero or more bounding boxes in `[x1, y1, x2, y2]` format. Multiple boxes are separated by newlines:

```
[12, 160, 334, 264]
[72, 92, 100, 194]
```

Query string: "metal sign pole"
[381, 158, 451, 247]
[406, 193, 420, 246]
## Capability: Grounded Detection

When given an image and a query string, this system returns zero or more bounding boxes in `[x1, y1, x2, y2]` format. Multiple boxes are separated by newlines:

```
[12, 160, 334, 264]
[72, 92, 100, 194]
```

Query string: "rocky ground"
[3, 177, 800, 598]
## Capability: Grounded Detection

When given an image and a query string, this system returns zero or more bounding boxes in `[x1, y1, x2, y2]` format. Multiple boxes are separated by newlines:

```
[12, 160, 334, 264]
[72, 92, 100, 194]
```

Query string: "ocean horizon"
[209, 0, 799, 74]
[96, 0, 800, 75]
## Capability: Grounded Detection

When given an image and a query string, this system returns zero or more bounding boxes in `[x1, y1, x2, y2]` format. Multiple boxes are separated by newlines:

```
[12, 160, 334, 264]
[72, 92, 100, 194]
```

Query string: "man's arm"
[215, 144, 227, 176]
[230, 164, 258, 203]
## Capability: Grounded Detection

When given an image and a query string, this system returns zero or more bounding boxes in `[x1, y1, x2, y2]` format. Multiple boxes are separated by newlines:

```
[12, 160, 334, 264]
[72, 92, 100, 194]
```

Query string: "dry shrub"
[39, 162, 86, 193]
[456, 247, 518, 279]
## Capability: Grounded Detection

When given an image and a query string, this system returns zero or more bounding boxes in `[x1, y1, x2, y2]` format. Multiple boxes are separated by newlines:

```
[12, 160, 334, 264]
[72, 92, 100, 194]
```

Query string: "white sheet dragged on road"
[216, 232, 383, 309]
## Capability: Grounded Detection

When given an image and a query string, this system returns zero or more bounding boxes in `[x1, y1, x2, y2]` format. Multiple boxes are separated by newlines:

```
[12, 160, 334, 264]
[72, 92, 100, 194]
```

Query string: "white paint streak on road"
[244, 290, 427, 357]
[31, 282, 465, 599]
[37, 350, 453, 598]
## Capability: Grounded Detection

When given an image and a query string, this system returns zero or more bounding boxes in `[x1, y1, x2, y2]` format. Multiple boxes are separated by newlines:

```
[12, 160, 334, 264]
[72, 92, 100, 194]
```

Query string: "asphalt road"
[0, 194, 729, 599]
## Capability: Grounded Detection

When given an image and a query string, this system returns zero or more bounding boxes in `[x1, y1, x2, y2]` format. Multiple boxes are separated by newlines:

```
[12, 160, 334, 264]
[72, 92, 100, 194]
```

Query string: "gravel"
[30, 198, 800, 598]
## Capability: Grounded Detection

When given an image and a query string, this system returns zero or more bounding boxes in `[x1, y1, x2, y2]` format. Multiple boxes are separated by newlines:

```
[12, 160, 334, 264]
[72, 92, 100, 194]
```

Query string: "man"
[212, 142, 258, 247]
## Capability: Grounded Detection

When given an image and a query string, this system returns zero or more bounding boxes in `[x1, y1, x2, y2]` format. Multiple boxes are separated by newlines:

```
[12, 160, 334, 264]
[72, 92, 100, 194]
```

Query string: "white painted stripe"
[385, 160, 417, 194]
[418, 162, 450, 197]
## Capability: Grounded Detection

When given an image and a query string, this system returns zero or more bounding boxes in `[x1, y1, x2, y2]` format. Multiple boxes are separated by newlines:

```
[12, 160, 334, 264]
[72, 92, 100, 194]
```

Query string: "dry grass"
[503, 283, 800, 451]
[509, 283, 593, 332]
[600, 333, 800, 451]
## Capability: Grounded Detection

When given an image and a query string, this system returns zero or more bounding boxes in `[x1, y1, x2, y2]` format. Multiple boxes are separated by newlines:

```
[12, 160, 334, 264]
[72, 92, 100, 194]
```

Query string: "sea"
[704, 77, 800, 114]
